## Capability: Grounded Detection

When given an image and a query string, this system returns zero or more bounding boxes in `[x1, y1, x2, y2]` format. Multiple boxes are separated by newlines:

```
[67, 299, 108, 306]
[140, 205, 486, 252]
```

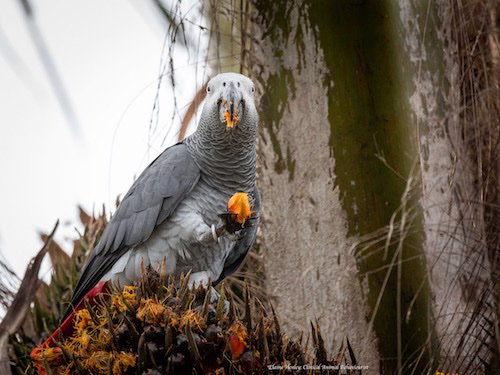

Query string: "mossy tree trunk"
[247, 0, 499, 374]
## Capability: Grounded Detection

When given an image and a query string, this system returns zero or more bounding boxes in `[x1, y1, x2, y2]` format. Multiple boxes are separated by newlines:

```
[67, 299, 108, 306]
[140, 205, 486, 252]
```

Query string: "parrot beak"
[221, 81, 243, 129]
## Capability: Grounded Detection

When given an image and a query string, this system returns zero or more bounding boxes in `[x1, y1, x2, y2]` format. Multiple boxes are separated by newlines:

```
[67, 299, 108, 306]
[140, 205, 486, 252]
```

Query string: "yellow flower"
[71, 330, 91, 350]
[96, 328, 112, 347]
[178, 309, 206, 331]
[74, 308, 94, 332]
[31, 346, 63, 365]
[82, 350, 136, 375]
[122, 285, 137, 303]
[113, 351, 137, 374]
[82, 351, 111, 373]
[136, 298, 167, 324]
[111, 295, 125, 313]
[169, 314, 179, 328]
[112, 285, 137, 312]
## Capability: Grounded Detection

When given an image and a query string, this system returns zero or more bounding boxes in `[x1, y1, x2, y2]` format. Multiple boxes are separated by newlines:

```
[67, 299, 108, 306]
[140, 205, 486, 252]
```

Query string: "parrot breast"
[102, 181, 237, 287]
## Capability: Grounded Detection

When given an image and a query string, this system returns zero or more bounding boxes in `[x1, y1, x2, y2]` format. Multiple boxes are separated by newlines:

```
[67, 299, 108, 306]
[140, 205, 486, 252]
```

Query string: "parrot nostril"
[237, 82, 240, 87]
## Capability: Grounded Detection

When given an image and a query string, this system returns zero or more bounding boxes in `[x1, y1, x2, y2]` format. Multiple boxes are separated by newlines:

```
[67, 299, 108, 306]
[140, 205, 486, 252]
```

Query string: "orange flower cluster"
[31, 286, 138, 375]
[136, 298, 168, 325]
[178, 309, 206, 331]
[111, 285, 137, 313]
[30, 270, 335, 374]
[228, 321, 249, 360]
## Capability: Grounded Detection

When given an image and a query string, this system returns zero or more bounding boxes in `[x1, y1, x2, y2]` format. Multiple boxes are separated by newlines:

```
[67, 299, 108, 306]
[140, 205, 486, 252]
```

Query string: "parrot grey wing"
[65, 143, 200, 318]
[214, 187, 261, 285]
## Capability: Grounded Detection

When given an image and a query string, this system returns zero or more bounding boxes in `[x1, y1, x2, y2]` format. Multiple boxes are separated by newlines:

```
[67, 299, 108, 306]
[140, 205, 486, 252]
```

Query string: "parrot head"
[203, 73, 257, 131]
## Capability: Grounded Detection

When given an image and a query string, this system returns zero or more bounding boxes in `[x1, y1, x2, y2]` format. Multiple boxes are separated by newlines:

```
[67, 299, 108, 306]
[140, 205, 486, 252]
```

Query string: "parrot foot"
[211, 224, 218, 242]
[197, 221, 227, 245]
[188, 271, 210, 288]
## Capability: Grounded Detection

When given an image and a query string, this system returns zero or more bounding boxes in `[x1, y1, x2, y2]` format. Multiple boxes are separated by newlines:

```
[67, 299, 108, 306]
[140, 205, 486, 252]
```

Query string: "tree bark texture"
[248, 0, 499, 374]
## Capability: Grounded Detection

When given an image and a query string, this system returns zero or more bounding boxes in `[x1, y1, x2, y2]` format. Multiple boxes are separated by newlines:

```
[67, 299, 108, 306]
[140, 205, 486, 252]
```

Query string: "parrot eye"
[251, 87, 255, 93]
[207, 86, 211, 93]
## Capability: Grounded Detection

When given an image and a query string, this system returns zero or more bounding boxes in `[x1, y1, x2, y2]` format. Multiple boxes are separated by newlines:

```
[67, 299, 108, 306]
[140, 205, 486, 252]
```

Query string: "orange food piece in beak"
[228, 192, 252, 224]
[224, 110, 238, 128]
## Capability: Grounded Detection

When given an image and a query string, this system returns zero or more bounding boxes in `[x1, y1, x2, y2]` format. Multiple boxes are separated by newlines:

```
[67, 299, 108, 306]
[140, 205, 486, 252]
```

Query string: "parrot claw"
[211, 224, 219, 242]
[197, 221, 227, 245]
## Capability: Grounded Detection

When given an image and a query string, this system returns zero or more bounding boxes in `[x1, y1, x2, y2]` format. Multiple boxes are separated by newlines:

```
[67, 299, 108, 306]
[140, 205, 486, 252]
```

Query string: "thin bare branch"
[177, 81, 207, 141]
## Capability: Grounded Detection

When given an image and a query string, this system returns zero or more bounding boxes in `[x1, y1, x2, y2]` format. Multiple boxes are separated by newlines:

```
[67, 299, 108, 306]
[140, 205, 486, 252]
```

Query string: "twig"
[177, 81, 208, 141]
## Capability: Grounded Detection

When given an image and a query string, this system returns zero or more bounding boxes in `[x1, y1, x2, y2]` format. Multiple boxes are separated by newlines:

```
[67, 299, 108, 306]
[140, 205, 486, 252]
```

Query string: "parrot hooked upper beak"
[220, 81, 243, 128]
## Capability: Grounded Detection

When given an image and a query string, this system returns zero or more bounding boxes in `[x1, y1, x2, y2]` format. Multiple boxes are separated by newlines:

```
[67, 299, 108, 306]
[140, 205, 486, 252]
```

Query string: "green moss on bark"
[307, 1, 438, 373]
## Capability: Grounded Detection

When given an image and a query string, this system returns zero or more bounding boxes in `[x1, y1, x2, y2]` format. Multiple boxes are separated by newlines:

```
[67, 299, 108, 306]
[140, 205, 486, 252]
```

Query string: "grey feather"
[112, 218, 127, 251]
[64, 143, 200, 318]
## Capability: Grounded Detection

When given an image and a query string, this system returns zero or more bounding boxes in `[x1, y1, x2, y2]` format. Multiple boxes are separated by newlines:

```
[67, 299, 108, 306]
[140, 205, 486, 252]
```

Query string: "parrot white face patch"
[204, 72, 256, 130]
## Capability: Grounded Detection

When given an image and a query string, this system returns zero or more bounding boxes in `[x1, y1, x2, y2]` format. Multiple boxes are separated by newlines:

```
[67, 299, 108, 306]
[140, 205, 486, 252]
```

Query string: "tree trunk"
[248, 0, 499, 373]
[251, 0, 382, 368]
[419, 1, 500, 372]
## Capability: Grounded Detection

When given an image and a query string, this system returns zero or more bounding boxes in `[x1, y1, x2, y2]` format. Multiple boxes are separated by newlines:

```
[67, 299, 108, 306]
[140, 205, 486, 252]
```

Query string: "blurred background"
[0, 0, 207, 278]
[1, 1, 499, 374]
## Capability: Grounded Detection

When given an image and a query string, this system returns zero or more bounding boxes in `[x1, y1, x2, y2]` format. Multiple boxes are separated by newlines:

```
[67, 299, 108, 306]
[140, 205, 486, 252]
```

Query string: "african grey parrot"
[63, 72, 260, 320]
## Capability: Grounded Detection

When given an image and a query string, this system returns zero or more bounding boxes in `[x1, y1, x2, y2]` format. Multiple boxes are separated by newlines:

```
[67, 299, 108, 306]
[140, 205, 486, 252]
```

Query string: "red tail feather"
[30, 281, 109, 373]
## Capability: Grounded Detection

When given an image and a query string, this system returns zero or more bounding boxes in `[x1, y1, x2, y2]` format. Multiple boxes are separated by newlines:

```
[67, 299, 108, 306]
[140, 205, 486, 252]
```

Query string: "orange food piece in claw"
[228, 192, 252, 224]
[224, 110, 238, 128]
